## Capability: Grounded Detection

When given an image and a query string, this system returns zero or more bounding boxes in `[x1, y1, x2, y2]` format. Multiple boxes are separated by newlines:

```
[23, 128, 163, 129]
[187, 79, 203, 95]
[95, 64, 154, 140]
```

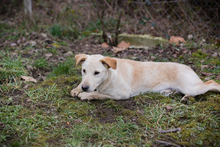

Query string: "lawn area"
[0, 22, 220, 147]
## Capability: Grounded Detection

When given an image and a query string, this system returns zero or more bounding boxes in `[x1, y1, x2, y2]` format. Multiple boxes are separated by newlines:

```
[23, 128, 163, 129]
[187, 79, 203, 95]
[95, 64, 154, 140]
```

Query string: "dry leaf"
[29, 40, 36, 46]
[21, 75, 37, 83]
[74, 119, 82, 123]
[165, 105, 173, 112]
[201, 65, 209, 71]
[10, 43, 17, 47]
[117, 41, 130, 49]
[101, 42, 109, 48]
[64, 51, 73, 57]
[26, 65, 33, 71]
[112, 46, 126, 53]
[52, 43, 60, 48]
[201, 73, 213, 77]
[205, 77, 211, 81]
[23, 84, 30, 89]
[169, 36, 185, 45]
[45, 53, 53, 59]
[41, 33, 47, 38]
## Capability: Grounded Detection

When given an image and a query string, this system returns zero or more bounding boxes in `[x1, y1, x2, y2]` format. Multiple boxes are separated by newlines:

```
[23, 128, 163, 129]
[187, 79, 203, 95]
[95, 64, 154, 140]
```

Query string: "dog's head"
[75, 54, 117, 92]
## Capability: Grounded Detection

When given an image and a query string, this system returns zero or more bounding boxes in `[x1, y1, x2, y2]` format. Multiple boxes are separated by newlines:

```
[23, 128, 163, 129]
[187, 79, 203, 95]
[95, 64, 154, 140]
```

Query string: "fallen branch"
[155, 140, 181, 147]
[158, 128, 181, 133]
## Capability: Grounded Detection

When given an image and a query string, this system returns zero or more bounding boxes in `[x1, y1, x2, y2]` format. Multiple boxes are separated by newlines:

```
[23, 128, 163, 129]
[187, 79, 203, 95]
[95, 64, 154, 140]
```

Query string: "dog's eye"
[83, 69, 86, 73]
[94, 71, 100, 75]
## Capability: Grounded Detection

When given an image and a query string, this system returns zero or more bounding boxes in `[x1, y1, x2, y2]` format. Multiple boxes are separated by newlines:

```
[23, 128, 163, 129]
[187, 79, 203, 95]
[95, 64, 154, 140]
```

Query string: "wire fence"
[79, 0, 220, 42]
[122, 0, 220, 41]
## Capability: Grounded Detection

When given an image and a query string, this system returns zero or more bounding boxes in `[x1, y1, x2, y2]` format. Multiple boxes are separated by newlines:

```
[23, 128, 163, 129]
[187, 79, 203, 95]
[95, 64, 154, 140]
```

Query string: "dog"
[71, 54, 220, 101]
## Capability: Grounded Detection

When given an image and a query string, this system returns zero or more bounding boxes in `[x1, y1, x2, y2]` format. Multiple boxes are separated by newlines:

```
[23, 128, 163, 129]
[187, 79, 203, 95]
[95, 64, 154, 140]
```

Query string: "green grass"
[48, 24, 80, 39]
[33, 58, 49, 69]
[0, 27, 220, 146]
[0, 56, 27, 82]
[48, 57, 79, 78]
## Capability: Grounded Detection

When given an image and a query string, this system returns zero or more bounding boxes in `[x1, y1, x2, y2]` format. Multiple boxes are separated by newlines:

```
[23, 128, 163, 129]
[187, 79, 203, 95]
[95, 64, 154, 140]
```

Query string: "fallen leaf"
[212, 53, 218, 57]
[10, 43, 17, 47]
[169, 36, 185, 45]
[188, 34, 193, 40]
[201, 73, 213, 77]
[52, 43, 60, 48]
[205, 77, 211, 81]
[165, 105, 173, 112]
[74, 119, 82, 123]
[101, 42, 109, 48]
[64, 51, 73, 57]
[41, 33, 47, 38]
[216, 75, 220, 80]
[45, 53, 53, 59]
[26, 65, 33, 71]
[201, 65, 209, 70]
[112, 46, 126, 53]
[23, 84, 30, 89]
[117, 41, 130, 49]
[67, 122, 70, 125]
[21, 75, 37, 83]
[29, 40, 36, 46]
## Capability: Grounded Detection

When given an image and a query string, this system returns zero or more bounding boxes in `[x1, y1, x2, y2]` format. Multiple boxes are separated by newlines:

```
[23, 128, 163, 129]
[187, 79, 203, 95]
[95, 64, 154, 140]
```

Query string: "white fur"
[71, 54, 220, 100]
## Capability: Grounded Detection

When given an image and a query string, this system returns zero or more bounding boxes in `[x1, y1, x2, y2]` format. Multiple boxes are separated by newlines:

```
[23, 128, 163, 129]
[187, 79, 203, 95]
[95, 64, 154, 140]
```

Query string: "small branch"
[155, 140, 181, 147]
[114, 9, 123, 46]
[95, 0, 107, 42]
[158, 128, 181, 133]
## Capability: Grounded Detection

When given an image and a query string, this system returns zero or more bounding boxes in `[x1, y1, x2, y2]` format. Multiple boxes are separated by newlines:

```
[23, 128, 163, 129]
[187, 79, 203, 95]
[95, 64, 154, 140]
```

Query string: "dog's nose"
[82, 85, 89, 91]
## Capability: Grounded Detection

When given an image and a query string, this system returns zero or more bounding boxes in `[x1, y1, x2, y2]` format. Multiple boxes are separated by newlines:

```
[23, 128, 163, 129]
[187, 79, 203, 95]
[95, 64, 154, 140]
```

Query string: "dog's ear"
[100, 57, 117, 70]
[75, 54, 87, 66]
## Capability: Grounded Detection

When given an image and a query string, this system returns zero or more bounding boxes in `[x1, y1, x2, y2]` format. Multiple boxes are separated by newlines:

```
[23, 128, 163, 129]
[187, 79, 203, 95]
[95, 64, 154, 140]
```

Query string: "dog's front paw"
[70, 88, 81, 97]
[78, 92, 93, 100]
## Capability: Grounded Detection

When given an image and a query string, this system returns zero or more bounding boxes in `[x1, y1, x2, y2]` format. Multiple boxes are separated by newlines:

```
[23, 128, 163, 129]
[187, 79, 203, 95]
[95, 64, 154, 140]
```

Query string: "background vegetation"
[0, 0, 220, 146]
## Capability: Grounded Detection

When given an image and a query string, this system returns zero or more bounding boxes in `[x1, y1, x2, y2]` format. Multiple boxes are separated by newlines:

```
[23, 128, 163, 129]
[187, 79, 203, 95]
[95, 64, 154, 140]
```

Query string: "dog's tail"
[204, 80, 220, 92]
[180, 80, 220, 97]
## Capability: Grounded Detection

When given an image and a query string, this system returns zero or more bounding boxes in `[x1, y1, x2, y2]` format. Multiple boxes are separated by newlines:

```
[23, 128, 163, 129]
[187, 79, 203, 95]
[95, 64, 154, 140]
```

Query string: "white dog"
[71, 54, 220, 100]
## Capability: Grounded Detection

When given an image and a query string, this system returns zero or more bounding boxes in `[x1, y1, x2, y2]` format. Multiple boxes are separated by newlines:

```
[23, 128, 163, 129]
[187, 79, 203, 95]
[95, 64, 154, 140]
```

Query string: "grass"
[0, 24, 220, 147]
[34, 58, 49, 69]
[48, 24, 80, 39]
[48, 57, 78, 78]
[0, 56, 27, 83]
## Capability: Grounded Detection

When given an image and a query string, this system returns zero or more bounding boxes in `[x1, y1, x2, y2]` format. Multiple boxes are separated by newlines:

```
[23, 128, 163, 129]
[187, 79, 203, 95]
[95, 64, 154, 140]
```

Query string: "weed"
[49, 24, 63, 37]
[0, 56, 27, 82]
[49, 24, 80, 39]
[33, 58, 49, 69]
[49, 57, 78, 77]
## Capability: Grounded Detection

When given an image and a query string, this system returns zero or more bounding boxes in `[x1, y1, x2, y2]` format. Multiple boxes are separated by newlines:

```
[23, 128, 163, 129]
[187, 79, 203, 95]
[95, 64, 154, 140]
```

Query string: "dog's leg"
[180, 95, 191, 103]
[160, 88, 176, 96]
[78, 91, 121, 100]
[70, 85, 82, 97]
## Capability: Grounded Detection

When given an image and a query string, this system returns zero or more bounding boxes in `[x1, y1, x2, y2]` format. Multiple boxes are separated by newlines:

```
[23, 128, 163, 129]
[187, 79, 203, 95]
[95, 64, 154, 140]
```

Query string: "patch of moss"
[192, 49, 208, 58]
[37, 76, 80, 94]
[210, 58, 220, 66]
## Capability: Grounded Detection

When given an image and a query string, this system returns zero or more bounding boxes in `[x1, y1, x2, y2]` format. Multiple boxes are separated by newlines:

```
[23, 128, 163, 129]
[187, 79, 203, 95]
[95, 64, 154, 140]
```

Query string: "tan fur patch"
[205, 80, 220, 86]
[100, 57, 117, 70]
[75, 54, 87, 66]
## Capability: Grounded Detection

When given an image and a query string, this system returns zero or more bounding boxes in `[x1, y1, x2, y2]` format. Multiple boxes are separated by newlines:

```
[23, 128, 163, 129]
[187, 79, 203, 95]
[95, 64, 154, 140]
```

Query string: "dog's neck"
[97, 68, 116, 91]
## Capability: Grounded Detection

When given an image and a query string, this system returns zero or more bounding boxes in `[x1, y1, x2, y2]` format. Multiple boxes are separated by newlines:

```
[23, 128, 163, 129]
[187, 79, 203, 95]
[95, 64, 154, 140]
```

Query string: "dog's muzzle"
[82, 84, 89, 91]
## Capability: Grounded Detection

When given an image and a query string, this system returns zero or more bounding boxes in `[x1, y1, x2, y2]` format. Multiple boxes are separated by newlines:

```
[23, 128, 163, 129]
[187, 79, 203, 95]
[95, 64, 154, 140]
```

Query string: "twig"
[156, 140, 181, 147]
[95, 0, 107, 42]
[158, 128, 181, 133]
[114, 9, 123, 46]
